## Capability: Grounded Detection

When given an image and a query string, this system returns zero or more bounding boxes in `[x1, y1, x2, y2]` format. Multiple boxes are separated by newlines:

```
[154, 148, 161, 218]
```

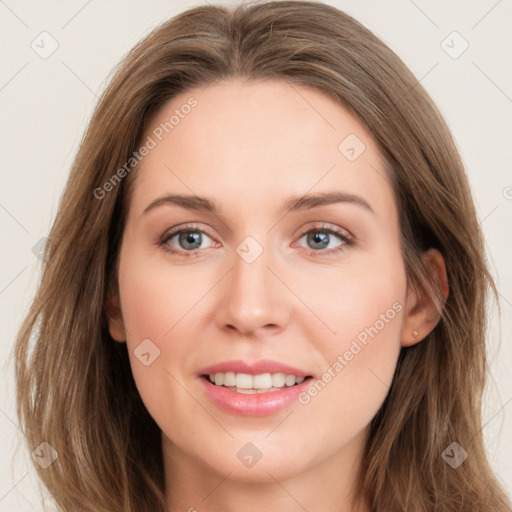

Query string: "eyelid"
[295, 222, 354, 242]
[159, 222, 217, 249]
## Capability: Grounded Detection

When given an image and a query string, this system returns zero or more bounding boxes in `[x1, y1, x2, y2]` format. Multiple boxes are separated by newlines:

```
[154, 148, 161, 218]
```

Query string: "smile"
[206, 372, 306, 394]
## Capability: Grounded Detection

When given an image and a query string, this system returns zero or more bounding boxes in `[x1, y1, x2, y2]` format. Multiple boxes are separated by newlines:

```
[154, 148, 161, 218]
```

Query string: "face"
[109, 78, 410, 485]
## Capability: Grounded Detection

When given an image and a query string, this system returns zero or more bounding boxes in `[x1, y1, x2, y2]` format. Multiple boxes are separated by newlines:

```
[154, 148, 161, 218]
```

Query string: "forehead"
[127, 78, 395, 221]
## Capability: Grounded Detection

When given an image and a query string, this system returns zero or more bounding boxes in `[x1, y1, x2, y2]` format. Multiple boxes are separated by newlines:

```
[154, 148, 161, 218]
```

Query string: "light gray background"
[1, 0, 511, 509]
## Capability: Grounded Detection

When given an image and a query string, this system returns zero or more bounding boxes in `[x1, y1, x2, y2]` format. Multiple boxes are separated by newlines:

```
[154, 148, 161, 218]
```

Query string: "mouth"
[201, 372, 313, 394]
[197, 359, 314, 415]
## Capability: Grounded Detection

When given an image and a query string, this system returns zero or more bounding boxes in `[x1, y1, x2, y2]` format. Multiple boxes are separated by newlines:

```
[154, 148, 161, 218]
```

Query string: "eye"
[158, 222, 354, 258]
[294, 223, 354, 256]
[159, 224, 216, 257]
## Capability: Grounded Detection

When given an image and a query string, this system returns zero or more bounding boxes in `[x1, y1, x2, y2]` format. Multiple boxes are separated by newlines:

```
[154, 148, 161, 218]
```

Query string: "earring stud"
[412, 329, 419, 338]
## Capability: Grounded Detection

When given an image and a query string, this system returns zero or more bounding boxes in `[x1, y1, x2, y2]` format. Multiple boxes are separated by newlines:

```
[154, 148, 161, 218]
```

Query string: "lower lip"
[199, 377, 312, 416]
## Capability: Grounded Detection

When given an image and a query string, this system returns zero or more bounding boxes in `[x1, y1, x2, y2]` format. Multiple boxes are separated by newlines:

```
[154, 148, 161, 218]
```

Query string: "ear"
[401, 248, 449, 347]
[105, 285, 127, 342]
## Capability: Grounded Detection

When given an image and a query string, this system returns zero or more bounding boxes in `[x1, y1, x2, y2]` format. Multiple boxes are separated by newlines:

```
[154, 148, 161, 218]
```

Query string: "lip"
[197, 359, 313, 416]
[199, 375, 312, 416]
[198, 359, 311, 378]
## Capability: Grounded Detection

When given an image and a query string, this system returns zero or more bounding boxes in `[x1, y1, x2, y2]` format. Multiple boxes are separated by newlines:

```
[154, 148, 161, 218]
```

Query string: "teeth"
[207, 372, 306, 389]
[235, 373, 254, 389]
[253, 373, 273, 389]
[272, 373, 285, 388]
[224, 372, 236, 387]
[285, 374, 296, 386]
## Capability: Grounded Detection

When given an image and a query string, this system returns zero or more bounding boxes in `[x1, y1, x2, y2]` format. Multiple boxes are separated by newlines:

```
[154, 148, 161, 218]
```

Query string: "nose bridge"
[217, 235, 289, 335]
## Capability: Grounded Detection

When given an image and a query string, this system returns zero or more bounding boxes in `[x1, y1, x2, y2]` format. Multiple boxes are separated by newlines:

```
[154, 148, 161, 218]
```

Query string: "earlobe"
[105, 288, 127, 342]
[401, 248, 449, 347]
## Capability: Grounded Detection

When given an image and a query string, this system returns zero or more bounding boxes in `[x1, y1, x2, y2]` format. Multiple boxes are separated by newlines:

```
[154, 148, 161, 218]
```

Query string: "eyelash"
[158, 222, 355, 258]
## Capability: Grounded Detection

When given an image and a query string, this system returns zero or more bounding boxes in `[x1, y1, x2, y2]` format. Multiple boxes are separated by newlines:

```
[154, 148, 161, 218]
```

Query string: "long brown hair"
[14, 1, 511, 510]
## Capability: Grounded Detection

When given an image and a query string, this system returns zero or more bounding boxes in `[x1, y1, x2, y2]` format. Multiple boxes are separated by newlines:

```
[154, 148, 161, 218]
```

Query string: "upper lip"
[199, 359, 311, 378]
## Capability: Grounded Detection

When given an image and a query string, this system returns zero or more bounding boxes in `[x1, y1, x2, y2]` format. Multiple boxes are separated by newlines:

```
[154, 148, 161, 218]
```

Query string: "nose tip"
[225, 317, 280, 337]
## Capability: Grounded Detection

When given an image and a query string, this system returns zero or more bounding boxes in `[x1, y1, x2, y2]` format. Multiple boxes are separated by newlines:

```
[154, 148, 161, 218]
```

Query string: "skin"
[107, 78, 448, 512]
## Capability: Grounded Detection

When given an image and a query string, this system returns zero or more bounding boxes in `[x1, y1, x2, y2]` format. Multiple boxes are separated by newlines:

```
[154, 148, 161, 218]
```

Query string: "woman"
[14, 1, 512, 510]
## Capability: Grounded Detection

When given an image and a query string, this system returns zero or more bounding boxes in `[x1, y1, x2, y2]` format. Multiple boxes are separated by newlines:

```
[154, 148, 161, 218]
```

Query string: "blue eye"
[300, 230, 344, 251]
[295, 225, 352, 256]
[161, 226, 214, 255]
[159, 223, 354, 258]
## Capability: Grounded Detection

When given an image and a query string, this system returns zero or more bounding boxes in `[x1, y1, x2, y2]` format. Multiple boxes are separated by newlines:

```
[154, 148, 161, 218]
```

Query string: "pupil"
[180, 232, 201, 250]
[309, 232, 329, 249]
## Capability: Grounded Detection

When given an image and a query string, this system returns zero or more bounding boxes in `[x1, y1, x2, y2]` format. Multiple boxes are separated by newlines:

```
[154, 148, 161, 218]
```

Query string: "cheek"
[118, 245, 214, 353]
[295, 252, 407, 444]
[293, 246, 407, 358]
[116, 249, 191, 414]
[118, 253, 178, 339]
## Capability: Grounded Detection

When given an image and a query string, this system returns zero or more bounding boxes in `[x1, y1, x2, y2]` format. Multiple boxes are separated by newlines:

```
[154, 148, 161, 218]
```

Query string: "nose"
[215, 242, 291, 338]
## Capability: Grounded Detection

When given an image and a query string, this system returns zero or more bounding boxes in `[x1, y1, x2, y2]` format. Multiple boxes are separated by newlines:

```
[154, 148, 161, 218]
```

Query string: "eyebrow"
[142, 191, 374, 216]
